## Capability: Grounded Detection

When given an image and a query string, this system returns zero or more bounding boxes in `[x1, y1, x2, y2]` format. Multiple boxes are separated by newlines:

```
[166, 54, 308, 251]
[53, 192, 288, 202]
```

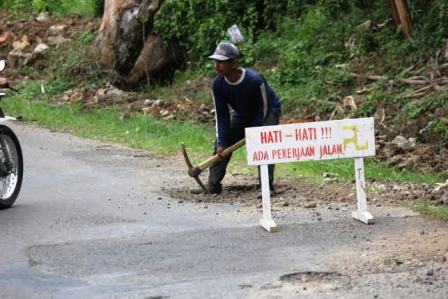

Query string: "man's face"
[213, 59, 235, 77]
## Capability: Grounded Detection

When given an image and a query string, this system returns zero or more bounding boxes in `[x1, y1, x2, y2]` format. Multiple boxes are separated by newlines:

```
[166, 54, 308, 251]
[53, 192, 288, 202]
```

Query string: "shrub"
[154, 0, 273, 62]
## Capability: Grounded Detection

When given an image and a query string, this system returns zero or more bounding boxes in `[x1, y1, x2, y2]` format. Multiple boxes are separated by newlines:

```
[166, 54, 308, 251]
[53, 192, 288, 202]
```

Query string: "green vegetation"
[45, 31, 110, 88]
[412, 201, 448, 221]
[0, 0, 103, 17]
[154, 1, 447, 91]
[1, 0, 448, 187]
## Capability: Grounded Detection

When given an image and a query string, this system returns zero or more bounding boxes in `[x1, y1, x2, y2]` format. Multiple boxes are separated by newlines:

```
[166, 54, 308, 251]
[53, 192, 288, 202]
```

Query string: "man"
[194, 41, 281, 194]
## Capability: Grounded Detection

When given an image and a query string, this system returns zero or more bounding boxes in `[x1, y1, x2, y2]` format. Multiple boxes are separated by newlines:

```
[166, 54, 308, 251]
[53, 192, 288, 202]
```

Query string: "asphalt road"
[0, 122, 447, 299]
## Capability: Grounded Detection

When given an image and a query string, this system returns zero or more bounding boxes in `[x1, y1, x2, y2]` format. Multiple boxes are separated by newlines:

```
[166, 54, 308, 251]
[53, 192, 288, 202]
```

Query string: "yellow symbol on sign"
[342, 125, 368, 150]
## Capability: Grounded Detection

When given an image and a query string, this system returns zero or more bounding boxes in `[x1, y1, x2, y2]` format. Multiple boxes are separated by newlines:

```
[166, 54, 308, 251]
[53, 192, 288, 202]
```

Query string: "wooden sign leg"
[352, 158, 374, 224]
[259, 164, 277, 232]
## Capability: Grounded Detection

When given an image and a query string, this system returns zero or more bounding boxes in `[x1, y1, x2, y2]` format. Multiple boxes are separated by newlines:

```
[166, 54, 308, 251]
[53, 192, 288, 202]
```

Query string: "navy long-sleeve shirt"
[211, 68, 281, 147]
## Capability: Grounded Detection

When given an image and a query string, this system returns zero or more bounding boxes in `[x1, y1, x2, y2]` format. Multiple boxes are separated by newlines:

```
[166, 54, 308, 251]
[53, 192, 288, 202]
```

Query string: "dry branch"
[401, 77, 448, 98]
[350, 73, 387, 81]
[399, 76, 428, 85]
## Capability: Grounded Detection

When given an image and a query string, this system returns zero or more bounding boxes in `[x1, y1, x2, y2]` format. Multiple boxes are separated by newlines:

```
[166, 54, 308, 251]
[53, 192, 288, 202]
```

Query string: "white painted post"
[259, 164, 277, 232]
[352, 157, 374, 224]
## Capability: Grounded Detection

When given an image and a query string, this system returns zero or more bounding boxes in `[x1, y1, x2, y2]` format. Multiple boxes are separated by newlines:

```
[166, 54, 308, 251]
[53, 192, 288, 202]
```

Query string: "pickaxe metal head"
[181, 139, 246, 194]
[181, 143, 209, 194]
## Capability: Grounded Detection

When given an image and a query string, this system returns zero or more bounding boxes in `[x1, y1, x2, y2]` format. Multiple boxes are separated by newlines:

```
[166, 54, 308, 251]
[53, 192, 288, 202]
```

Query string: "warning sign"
[245, 117, 375, 166]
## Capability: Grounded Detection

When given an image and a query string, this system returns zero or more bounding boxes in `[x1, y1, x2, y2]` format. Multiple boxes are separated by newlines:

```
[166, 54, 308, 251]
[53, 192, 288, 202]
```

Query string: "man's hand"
[216, 146, 225, 158]
[0, 77, 9, 88]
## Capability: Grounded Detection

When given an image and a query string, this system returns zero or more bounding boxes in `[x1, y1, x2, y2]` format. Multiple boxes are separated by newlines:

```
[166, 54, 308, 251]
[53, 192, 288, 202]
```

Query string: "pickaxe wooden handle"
[181, 138, 246, 193]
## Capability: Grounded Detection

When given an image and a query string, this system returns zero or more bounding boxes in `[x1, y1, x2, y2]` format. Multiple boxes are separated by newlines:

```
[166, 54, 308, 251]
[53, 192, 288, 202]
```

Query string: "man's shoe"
[189, 187, 207, 194]
[189, 183, 222, 195]
[208, 183, 222, 194]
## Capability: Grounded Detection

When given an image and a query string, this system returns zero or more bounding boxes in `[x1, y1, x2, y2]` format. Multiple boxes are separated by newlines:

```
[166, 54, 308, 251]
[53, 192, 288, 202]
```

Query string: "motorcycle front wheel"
[0, 125, 23, 209]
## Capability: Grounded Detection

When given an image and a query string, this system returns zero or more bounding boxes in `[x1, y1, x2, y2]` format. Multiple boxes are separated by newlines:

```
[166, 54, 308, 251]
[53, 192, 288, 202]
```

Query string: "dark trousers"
[209, 110, 280, 189]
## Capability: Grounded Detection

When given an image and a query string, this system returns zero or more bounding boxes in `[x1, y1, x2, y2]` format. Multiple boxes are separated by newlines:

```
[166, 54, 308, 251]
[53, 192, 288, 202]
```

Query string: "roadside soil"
[168, 170, 433, 209]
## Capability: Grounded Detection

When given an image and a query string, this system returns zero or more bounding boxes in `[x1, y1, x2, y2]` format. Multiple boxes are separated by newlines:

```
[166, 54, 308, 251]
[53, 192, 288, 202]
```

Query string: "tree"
[96, 0, 182, 86]
[387, 0, 413, 38]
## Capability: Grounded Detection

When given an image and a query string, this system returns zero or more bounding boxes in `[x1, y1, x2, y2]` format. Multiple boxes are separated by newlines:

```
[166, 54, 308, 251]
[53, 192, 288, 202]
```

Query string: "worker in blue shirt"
[193, 42, 281, 194]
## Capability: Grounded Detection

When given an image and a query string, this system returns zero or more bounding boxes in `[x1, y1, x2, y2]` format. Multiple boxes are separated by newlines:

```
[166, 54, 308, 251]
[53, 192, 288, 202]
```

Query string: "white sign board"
[245, 117, 375, 166]
[244, 117, 376, 232]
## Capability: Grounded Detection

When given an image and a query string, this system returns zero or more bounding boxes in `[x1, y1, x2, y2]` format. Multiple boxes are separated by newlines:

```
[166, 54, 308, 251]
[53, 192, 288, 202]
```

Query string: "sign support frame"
[259, 164, 277, 232]
[352, 157, 374, 224]
[245, 117, 376, 232]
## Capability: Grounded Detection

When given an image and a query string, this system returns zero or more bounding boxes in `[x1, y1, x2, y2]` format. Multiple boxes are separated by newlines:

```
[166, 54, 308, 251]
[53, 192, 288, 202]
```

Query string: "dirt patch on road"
[168, 172, 434, 211]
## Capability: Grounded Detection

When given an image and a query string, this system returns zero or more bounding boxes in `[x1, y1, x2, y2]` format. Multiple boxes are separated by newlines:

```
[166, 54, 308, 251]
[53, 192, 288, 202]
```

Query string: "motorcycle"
[0, 59, 23, 208]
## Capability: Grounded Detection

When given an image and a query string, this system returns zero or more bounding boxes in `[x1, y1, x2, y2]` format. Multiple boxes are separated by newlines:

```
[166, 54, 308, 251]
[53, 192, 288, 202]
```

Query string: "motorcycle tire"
[0, 125, 23, 209]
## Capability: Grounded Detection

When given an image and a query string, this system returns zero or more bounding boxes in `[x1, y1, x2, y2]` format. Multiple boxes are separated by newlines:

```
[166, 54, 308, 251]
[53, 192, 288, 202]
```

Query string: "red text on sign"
[272, 146, 315, 160]
[295, 128, 317, 141]
[321, 127, 332, 139]
[319, 144, 343, 158]
[260, 130, 282, 144]
[252, 150, 269, 162]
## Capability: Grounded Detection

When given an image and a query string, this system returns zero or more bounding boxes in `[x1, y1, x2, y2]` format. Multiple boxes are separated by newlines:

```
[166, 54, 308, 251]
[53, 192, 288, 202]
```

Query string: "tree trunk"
[96, 0, 181, 85]
[387, 0, 413, 39]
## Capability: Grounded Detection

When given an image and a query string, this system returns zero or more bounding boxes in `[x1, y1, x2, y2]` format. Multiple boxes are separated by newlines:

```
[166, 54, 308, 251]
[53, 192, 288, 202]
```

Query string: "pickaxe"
[181, 138, 246, 193]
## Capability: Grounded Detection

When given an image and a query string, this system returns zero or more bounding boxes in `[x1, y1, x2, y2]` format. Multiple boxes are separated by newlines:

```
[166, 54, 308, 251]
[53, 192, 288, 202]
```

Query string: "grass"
[412, 201, 448, 222]
[3, 83, 214, 159]
[2, 0, 101, 18]
[148, 68, 213, 105]
[381, 255, 401, 266]
[57, 0, 99, 17]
